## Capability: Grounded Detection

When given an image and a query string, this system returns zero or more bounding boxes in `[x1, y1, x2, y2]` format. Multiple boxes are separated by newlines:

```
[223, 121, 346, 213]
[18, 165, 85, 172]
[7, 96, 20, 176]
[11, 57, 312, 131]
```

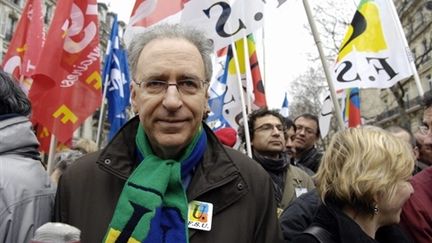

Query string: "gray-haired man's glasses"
[134, 79, 208, 95]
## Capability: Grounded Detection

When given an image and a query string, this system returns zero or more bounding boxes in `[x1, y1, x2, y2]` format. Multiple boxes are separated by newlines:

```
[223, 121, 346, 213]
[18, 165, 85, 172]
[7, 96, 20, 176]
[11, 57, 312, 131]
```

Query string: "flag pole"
[96, 77, 109, 148]
[262, 27, 267, 107]
[231, 43, 253, 158]
[96, 15, 117, 148]
[407, 51, 424, 97]
[387, 0, 424, 97]
[243, 36, 253, 114]
[46, 135, 57, 175]
[302, 0, 345, 129]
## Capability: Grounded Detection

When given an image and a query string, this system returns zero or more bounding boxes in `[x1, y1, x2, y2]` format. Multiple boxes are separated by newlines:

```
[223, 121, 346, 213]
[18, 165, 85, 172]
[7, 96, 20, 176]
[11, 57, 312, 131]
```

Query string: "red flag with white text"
[29, 0, 101, 143]
[1, 0, 44, 94]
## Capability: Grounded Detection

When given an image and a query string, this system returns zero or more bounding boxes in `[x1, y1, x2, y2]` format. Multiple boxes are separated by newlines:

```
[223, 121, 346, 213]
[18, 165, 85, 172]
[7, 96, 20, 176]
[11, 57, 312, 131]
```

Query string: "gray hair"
[423, 91, 432, 109]
[385, 125, 416, 148]
[128, 24, 214, 81]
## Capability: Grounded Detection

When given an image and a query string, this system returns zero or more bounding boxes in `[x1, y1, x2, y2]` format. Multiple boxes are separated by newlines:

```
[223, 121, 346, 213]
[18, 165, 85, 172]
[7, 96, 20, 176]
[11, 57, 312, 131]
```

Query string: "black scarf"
[253, 151, 289, 204]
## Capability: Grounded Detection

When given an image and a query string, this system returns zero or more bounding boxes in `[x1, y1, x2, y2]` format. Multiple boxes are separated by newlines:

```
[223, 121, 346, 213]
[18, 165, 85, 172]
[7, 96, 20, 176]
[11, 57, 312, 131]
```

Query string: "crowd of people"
[1, 23, 431, 243]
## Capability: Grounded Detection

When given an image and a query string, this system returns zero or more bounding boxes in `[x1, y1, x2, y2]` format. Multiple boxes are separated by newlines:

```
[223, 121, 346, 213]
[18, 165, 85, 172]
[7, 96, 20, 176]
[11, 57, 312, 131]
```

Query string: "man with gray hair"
[0, 70, 56, 242]
[54, 24, 283, 242]
[385, 125, 423, 174]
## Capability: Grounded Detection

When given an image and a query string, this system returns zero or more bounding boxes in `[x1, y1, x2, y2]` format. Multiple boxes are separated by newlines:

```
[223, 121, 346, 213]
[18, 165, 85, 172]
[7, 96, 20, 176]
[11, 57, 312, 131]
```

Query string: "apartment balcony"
[375, 96, 423, 125]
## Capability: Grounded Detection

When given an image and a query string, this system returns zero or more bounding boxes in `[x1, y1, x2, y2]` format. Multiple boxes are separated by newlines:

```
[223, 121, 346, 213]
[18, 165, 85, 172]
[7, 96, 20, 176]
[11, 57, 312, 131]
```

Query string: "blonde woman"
[293, 127, 414, 243]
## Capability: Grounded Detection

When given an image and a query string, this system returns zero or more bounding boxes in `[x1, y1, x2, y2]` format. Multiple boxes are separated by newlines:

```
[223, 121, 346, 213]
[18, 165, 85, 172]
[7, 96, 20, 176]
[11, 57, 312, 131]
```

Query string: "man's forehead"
[287, 127, 295, 134]
[423, 107, 432, 124]
[295, 117, 317, 128]
[255, 115, 282, 125]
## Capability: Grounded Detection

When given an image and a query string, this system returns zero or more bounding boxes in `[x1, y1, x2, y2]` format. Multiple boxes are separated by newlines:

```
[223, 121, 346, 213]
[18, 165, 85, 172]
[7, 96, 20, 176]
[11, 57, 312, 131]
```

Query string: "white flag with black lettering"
[124, 0, 287, 51]
[333, 0, 413, 90]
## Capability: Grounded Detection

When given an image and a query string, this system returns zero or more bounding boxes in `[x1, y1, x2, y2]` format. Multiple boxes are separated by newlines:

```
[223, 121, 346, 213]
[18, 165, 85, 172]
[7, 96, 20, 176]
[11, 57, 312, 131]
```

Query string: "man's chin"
[157, 137, 189, 148]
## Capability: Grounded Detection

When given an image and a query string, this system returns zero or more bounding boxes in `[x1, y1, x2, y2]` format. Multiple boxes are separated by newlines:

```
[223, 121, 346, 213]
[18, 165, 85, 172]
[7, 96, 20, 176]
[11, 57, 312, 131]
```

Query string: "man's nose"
[286, 139, 294, 147]
[162, 85, 182, 111]
[271, 126, 282, 135]
[297, 129, 306, 136]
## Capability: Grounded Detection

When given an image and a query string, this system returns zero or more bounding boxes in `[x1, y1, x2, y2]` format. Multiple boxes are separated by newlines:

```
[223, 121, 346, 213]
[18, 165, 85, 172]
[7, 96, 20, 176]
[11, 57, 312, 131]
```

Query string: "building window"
[44, 4, 53, 24]
[404, 87, 410, 108]
[9, 0, 21, 6]
[5, 15, 17, 41]
[427, 74, 432, 91]
[423, 39, 431, 62]
[413, 48, 419, 67]
[413, 11, 424, 31]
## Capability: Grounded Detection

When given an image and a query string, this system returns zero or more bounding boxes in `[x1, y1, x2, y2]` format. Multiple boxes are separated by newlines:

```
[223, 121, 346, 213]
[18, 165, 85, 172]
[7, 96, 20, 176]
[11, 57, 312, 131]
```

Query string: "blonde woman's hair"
[315, 126, 414, 213]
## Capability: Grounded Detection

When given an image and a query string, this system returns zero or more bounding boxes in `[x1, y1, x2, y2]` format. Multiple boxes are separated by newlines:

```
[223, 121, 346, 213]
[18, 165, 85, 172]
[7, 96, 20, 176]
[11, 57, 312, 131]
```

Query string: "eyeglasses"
[254, 123, 284, 133]
[295, 125, 316, 135]
[419, 125, 432, 135]
[134, 79, 208, 95]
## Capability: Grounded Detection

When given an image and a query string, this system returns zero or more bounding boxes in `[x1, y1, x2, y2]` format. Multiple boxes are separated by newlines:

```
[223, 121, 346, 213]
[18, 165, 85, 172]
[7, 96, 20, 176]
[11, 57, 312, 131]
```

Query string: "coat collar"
[97, 117, 249, 239]
[96, 116, 140, 180]
[316, 203, 377, 243]
[0, 116, 40, 160]
[187, 124, 247, 202]
[97, 117, 247, 203]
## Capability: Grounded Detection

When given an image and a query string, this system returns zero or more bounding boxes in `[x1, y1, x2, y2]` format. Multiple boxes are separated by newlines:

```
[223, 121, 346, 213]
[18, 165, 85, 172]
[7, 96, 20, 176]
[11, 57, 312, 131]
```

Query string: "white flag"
[333, 0, 413, 90]
[124, 0, 287, 51]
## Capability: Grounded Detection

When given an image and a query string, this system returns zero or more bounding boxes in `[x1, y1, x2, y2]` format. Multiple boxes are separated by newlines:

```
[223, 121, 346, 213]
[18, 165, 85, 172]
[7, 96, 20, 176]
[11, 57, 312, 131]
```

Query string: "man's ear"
[204, 100, 210, 112]
[413, 146, 420, 160]
[130, 82, 138, 113]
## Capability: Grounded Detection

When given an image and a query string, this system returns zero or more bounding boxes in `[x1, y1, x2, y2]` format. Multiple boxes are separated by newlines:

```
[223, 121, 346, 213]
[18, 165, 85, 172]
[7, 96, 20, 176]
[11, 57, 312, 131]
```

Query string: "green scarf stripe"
[107, 154, 172, 240]
[104, 124, 204, 243]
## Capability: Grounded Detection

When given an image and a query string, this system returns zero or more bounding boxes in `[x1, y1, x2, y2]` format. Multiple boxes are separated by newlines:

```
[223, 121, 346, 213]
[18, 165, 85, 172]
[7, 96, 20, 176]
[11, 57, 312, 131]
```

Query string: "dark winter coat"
[54, 117, 283, 243]
[287, 195, 412, 243]
[293, 147, 323, 173]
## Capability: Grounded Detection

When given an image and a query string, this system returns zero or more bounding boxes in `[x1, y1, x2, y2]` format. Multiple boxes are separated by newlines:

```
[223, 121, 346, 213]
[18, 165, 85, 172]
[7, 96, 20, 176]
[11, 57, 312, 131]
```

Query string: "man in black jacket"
[54, 24, 283, 243]
[292, 113, 322, 173]
[238, 109, 314, 213]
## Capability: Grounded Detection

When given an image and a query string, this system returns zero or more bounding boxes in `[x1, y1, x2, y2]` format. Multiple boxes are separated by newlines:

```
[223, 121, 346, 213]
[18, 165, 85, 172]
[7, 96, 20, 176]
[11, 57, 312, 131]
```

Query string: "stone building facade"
[372, 0, 432, 131]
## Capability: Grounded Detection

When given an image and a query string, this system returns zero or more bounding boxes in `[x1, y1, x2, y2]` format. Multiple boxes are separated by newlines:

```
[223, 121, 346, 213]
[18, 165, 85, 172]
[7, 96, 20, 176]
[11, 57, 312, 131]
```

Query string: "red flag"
[29, 0, 101, 144]
[129, 0, 189, 27]
[1, 0, 44, 93]
[35, 125, 51, 152]
[247, 35, 266, 108]
[34, 124, 71, 152]
[232, 34, 267, 109]
[344, 88, 361, 128]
